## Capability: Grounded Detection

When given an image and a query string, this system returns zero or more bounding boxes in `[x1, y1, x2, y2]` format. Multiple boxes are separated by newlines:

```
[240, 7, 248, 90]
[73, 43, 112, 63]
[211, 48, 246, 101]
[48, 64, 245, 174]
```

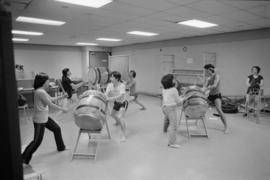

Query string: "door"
[89, 51, 109, 68]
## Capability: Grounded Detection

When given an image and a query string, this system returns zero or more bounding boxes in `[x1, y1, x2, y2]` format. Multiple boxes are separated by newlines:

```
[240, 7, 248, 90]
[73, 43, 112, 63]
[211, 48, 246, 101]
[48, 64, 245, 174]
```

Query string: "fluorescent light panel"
[127, 31, 159, 36]
[178, 19, 218, 28]
[76, 42, 98, 46]
[96, 38, 122, 42]
[12, 38, 29, 42]
[55, 0, 113, 8]
[12, 30, 43, 36]
[16, 16, 66, 26]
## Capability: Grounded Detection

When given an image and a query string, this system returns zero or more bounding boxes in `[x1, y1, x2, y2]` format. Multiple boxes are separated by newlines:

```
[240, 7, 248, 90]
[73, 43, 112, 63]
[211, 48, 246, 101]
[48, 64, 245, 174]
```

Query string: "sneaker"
[224, 128, 229, 134]
[58, 147, 71, 152]
[114, 122, 119, 126]
[120, 136, 126, 142]
[213, 113, 220, 117]
[168, 144, 180, 148]
[140, 107, 146, 110]
[242, 113, 247, 117]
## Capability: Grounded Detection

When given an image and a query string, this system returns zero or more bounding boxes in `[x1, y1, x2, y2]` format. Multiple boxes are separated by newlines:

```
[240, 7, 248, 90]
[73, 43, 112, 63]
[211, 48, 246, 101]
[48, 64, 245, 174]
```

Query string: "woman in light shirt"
[105, 71, 128, 142]
[22, 72, 68, 165]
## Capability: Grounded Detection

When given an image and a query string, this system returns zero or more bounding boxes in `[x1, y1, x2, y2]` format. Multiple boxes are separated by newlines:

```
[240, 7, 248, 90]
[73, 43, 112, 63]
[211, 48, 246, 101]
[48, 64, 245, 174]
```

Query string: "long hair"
[33, 72, 49, 90]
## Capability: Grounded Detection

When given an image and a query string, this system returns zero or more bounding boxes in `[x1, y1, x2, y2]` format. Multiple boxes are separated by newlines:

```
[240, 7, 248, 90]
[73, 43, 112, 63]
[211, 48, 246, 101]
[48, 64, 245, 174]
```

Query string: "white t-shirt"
[105, 82, 126, 103]
[33, 88, 50, 123]
[162, 87, 183, 106]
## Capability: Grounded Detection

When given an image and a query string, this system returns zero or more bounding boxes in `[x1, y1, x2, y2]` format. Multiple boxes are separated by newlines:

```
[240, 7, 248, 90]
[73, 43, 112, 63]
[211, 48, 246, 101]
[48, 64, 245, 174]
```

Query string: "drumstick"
[54, 79, 68, 119]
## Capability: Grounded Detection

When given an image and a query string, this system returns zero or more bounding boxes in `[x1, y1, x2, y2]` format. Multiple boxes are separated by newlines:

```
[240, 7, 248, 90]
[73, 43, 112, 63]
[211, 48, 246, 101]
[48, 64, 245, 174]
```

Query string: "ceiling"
[8, 0, 270, 47]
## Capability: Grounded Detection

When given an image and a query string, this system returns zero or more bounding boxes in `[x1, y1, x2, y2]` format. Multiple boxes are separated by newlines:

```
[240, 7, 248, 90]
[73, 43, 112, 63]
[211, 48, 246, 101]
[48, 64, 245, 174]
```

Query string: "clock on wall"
[182, 46, 187, 52]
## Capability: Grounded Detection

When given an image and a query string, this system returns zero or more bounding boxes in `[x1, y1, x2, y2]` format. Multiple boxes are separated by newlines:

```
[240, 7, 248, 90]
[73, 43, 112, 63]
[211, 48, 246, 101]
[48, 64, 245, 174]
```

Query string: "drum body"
[74, 90, 107, 131]
[88, 67, 110, 85]
[183, 86, 208, 118]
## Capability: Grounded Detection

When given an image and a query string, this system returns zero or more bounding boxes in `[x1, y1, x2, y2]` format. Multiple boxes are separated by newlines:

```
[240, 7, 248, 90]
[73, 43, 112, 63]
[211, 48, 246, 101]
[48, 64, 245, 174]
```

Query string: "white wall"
[14, 44, 83, 80]
[112, 29, 270, 96]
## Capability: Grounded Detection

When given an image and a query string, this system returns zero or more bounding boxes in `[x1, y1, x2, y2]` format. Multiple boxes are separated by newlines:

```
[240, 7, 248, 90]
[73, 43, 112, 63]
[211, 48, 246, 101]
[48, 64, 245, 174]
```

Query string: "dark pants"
[22, 117, 65, 164]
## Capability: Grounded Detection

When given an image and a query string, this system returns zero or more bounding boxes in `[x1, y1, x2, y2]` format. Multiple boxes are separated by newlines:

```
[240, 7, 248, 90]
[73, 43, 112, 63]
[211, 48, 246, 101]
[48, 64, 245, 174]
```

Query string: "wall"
[14, 44, 83, 80]
[112, 28, 270, 96]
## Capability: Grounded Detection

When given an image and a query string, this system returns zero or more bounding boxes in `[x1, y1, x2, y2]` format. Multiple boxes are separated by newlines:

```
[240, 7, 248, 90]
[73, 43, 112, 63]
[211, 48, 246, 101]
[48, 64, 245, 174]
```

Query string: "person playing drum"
[22, 73, 69, 166]
[243, 66, 264, 118]
[105, 71, 128, 142]
[61, 68, 85, 100]
[126, 70, 146, 110]
[203, 64, 228, 134]
[161, 74, 185, 148]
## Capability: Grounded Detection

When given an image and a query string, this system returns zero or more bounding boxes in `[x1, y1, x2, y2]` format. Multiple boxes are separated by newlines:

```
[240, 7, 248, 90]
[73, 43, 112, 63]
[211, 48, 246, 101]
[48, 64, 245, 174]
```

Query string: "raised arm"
[39, 91, 67, 112]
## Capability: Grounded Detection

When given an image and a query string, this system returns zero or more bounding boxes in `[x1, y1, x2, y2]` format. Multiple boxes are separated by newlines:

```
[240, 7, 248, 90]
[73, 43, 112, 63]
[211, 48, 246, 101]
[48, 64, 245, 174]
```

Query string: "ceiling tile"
[247, 4, 270, 19]
[220, 0, 269, 9]
[185, 0, 239, 15]
[219, 10, 262, 22]
[119, 0, 178, 11]
[166, 6, 212, 20]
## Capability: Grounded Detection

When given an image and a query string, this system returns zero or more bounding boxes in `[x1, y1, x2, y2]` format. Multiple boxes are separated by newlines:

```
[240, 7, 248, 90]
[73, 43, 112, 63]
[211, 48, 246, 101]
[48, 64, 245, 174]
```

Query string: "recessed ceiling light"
[178, 19, 218, 28]
[76, 42, 98, 46]
[96, 38, 122, 42]
[12, 38, 29, 42]
[55, 0, 113, 8]
[16, 16, 66, 26]
[12, 30, 43, 36]
[127, 31, 159, 36]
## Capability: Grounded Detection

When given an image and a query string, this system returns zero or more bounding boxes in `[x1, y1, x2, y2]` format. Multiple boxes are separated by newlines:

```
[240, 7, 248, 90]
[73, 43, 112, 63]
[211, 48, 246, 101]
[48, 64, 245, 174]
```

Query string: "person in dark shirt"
[61, 68, 84, 99]
[243, 66, 264, 117]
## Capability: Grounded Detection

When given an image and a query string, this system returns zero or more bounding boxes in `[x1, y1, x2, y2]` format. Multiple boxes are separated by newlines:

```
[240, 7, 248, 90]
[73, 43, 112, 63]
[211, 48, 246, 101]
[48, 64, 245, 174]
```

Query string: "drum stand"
[179, 109, 208, 138]
[72, 117, 111, 160]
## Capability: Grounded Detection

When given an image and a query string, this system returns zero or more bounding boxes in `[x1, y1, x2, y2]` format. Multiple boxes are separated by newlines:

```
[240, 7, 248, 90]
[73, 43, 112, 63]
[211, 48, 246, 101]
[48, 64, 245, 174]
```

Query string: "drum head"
[88, 68, 98, 85]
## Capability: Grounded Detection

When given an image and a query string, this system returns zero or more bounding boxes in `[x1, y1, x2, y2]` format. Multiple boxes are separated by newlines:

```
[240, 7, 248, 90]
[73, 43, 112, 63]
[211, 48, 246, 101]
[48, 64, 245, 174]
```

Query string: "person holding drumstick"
[61, 68, 85, 100]
[203, 64, 228, 133]
[126, 70, 146, 110]
[105, 71, 128, 142]
[22, 72, 68, 166]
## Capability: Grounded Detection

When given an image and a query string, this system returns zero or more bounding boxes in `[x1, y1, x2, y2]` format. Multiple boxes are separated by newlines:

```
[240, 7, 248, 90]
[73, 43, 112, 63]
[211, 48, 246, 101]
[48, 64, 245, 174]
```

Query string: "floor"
[19, 95, 270, 180]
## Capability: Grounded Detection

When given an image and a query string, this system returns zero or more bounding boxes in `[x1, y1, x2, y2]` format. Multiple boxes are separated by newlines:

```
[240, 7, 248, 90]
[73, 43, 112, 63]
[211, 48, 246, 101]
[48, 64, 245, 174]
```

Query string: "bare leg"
[131, 94, 146, 110]
[244, 94, 250, 116]
[111, 109, 127, 141]
[254, 95, 261, 124]
[214, 98, 228, 133]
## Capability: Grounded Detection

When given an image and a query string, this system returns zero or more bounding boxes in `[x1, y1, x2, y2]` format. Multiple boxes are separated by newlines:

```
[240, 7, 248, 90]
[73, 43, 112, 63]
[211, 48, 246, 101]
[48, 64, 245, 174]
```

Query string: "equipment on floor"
[183, 86, 208, 119]
[74, 90, 107, 130]
[221, 96, 239, 113]
[181, 86, 209, 138]
[88, 67, 110, 86]
[73, 90, 111, 160]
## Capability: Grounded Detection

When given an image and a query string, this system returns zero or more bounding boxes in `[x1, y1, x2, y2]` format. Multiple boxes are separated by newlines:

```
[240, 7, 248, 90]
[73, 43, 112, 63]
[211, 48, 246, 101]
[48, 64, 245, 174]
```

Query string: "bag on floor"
[221, 96, 239, 113]
[18, 93, 27, 106]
